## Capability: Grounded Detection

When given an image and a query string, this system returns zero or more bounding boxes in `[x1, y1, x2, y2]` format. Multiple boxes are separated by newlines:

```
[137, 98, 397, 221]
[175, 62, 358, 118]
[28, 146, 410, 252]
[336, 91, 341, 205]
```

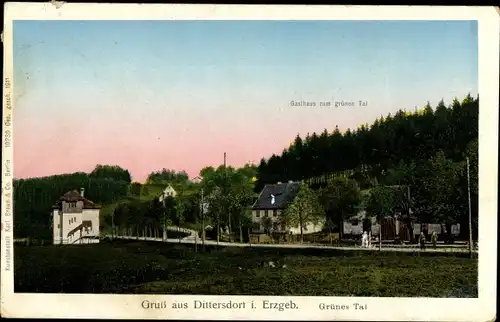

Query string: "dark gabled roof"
[52, 190, 101, 210]
[252, 182, 301, 210]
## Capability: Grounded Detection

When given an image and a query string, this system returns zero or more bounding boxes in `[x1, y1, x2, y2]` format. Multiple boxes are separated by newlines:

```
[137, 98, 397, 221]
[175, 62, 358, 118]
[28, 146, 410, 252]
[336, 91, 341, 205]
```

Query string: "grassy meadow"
[14, 240, 478, 297]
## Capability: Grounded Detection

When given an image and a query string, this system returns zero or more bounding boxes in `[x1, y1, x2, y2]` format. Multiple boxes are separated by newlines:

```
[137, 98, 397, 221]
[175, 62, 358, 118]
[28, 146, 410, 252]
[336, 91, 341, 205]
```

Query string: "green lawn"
[14, 241, 477, 297]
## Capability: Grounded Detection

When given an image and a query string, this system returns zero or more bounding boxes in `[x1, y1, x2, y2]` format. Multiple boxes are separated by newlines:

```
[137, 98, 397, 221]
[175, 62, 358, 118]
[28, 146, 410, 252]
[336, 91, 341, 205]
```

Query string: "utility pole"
[111, 210, 115, 240]
[59, 210, 63, 245]
[378, 218, 382, 251]
[201, 187, 205, 250]
[466, 157, 473, 258]
[225, 152, 232, 241]
[193, 175, 205, 250]
[216, 152, 226, 246]
[162, 197, 167, 242]
[407, 185, 415, 244]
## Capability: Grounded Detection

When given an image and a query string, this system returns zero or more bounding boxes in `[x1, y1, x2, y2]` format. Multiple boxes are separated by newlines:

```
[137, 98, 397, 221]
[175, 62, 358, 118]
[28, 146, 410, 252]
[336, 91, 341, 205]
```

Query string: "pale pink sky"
[13, 20, 478, 182]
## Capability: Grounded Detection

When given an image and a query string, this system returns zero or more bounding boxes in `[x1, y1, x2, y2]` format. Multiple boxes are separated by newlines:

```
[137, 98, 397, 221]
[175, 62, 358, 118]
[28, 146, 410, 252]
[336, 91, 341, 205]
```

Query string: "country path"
[107, 233, 478, 254]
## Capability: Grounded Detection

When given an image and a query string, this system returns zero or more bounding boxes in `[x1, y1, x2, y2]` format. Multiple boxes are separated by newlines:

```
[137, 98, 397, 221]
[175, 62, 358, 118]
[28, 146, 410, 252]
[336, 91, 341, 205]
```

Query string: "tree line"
[320, 144, 477, 243]
[256, 94, 478, 191]
[14, 165, 131, 239]
[109, 164, 259, 243]
[146, 168, 189, 185]
[13, 94, 478, 244]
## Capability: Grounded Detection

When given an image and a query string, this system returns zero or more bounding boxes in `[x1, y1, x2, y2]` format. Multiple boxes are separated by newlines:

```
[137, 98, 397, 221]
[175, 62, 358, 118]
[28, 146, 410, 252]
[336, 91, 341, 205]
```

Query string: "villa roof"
[252, 182, 301, 210]
[52, 190, 101, 209]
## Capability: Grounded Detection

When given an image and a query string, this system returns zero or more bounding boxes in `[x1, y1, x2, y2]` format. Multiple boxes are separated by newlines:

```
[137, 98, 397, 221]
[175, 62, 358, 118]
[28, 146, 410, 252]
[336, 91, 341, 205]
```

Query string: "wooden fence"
[249, 232, 343, 245]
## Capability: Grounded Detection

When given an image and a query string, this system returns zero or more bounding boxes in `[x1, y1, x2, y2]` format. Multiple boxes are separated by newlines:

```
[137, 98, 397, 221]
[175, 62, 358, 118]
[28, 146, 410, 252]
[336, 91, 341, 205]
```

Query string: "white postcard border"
[2, 3, 499, 321]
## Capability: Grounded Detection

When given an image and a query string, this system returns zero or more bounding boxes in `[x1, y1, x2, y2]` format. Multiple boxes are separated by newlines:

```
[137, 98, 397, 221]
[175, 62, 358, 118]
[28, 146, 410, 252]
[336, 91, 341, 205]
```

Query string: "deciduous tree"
[365, 185, 397, 249]
[319, 177, 363, 240]
[282, 184, 325, 243]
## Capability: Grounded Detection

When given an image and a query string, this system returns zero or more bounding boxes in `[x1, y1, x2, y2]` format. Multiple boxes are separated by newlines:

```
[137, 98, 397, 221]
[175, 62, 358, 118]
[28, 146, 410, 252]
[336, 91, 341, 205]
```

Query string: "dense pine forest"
[12, 94, 478, 242]
[256, 94, 478, 190]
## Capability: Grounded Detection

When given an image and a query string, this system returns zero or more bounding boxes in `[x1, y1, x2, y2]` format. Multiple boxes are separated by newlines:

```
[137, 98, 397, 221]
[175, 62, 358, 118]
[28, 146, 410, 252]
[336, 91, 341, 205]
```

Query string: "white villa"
[158, 184, 177, 202]
[251, 181, 324, 235]
[52, 188, 101, 245]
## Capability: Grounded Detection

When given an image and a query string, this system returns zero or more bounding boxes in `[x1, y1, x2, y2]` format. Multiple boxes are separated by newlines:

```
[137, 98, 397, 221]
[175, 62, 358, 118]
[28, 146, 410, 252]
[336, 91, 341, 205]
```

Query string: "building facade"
[342, 211, 461, 240]
[52, 188, 100, 245]
[251, 181, 324, 235]
[158, 184, 177, 202]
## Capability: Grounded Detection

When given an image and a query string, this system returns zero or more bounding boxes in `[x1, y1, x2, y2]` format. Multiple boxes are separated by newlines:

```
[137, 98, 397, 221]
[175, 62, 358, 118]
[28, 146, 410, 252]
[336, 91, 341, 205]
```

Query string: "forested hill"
[255, 94, 478, 190]
[13, 94, 478, 240]
[13, 165, 131, 239]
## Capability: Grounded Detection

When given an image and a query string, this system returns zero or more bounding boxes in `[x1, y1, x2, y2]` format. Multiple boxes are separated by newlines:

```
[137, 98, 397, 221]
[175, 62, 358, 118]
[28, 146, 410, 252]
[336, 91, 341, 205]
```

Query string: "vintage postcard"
[2, 3, 499, 321]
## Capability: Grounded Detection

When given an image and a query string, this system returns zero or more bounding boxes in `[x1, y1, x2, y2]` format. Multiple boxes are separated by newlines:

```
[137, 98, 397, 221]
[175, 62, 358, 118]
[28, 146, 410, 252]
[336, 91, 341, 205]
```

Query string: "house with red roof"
[52, 188, 101, 245]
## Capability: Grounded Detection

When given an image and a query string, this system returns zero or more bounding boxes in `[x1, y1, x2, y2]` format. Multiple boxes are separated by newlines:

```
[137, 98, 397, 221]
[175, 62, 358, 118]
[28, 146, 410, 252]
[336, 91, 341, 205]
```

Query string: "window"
[273, 209, 277, 217]
[265, 210, 269, 217]
[57, 224, 60, 229]
[255, 210, 260, 218]
[351, 219, 359, 226]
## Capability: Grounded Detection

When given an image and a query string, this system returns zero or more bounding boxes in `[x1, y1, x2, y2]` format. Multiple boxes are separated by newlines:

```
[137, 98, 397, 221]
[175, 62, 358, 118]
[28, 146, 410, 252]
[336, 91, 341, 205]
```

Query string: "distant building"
[52, 188, 100, 245]
[191, 177, 202, 184]
[343, 211, 461, 240]
[158, 184, 177, 202]
[251, 181, 324, 235]
[342, 211, 371, 236]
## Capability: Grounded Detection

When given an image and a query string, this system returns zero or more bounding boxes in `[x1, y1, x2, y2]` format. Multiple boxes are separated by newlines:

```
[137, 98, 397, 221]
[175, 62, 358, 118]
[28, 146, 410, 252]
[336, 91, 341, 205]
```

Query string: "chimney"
[80, 188, 85, 198]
